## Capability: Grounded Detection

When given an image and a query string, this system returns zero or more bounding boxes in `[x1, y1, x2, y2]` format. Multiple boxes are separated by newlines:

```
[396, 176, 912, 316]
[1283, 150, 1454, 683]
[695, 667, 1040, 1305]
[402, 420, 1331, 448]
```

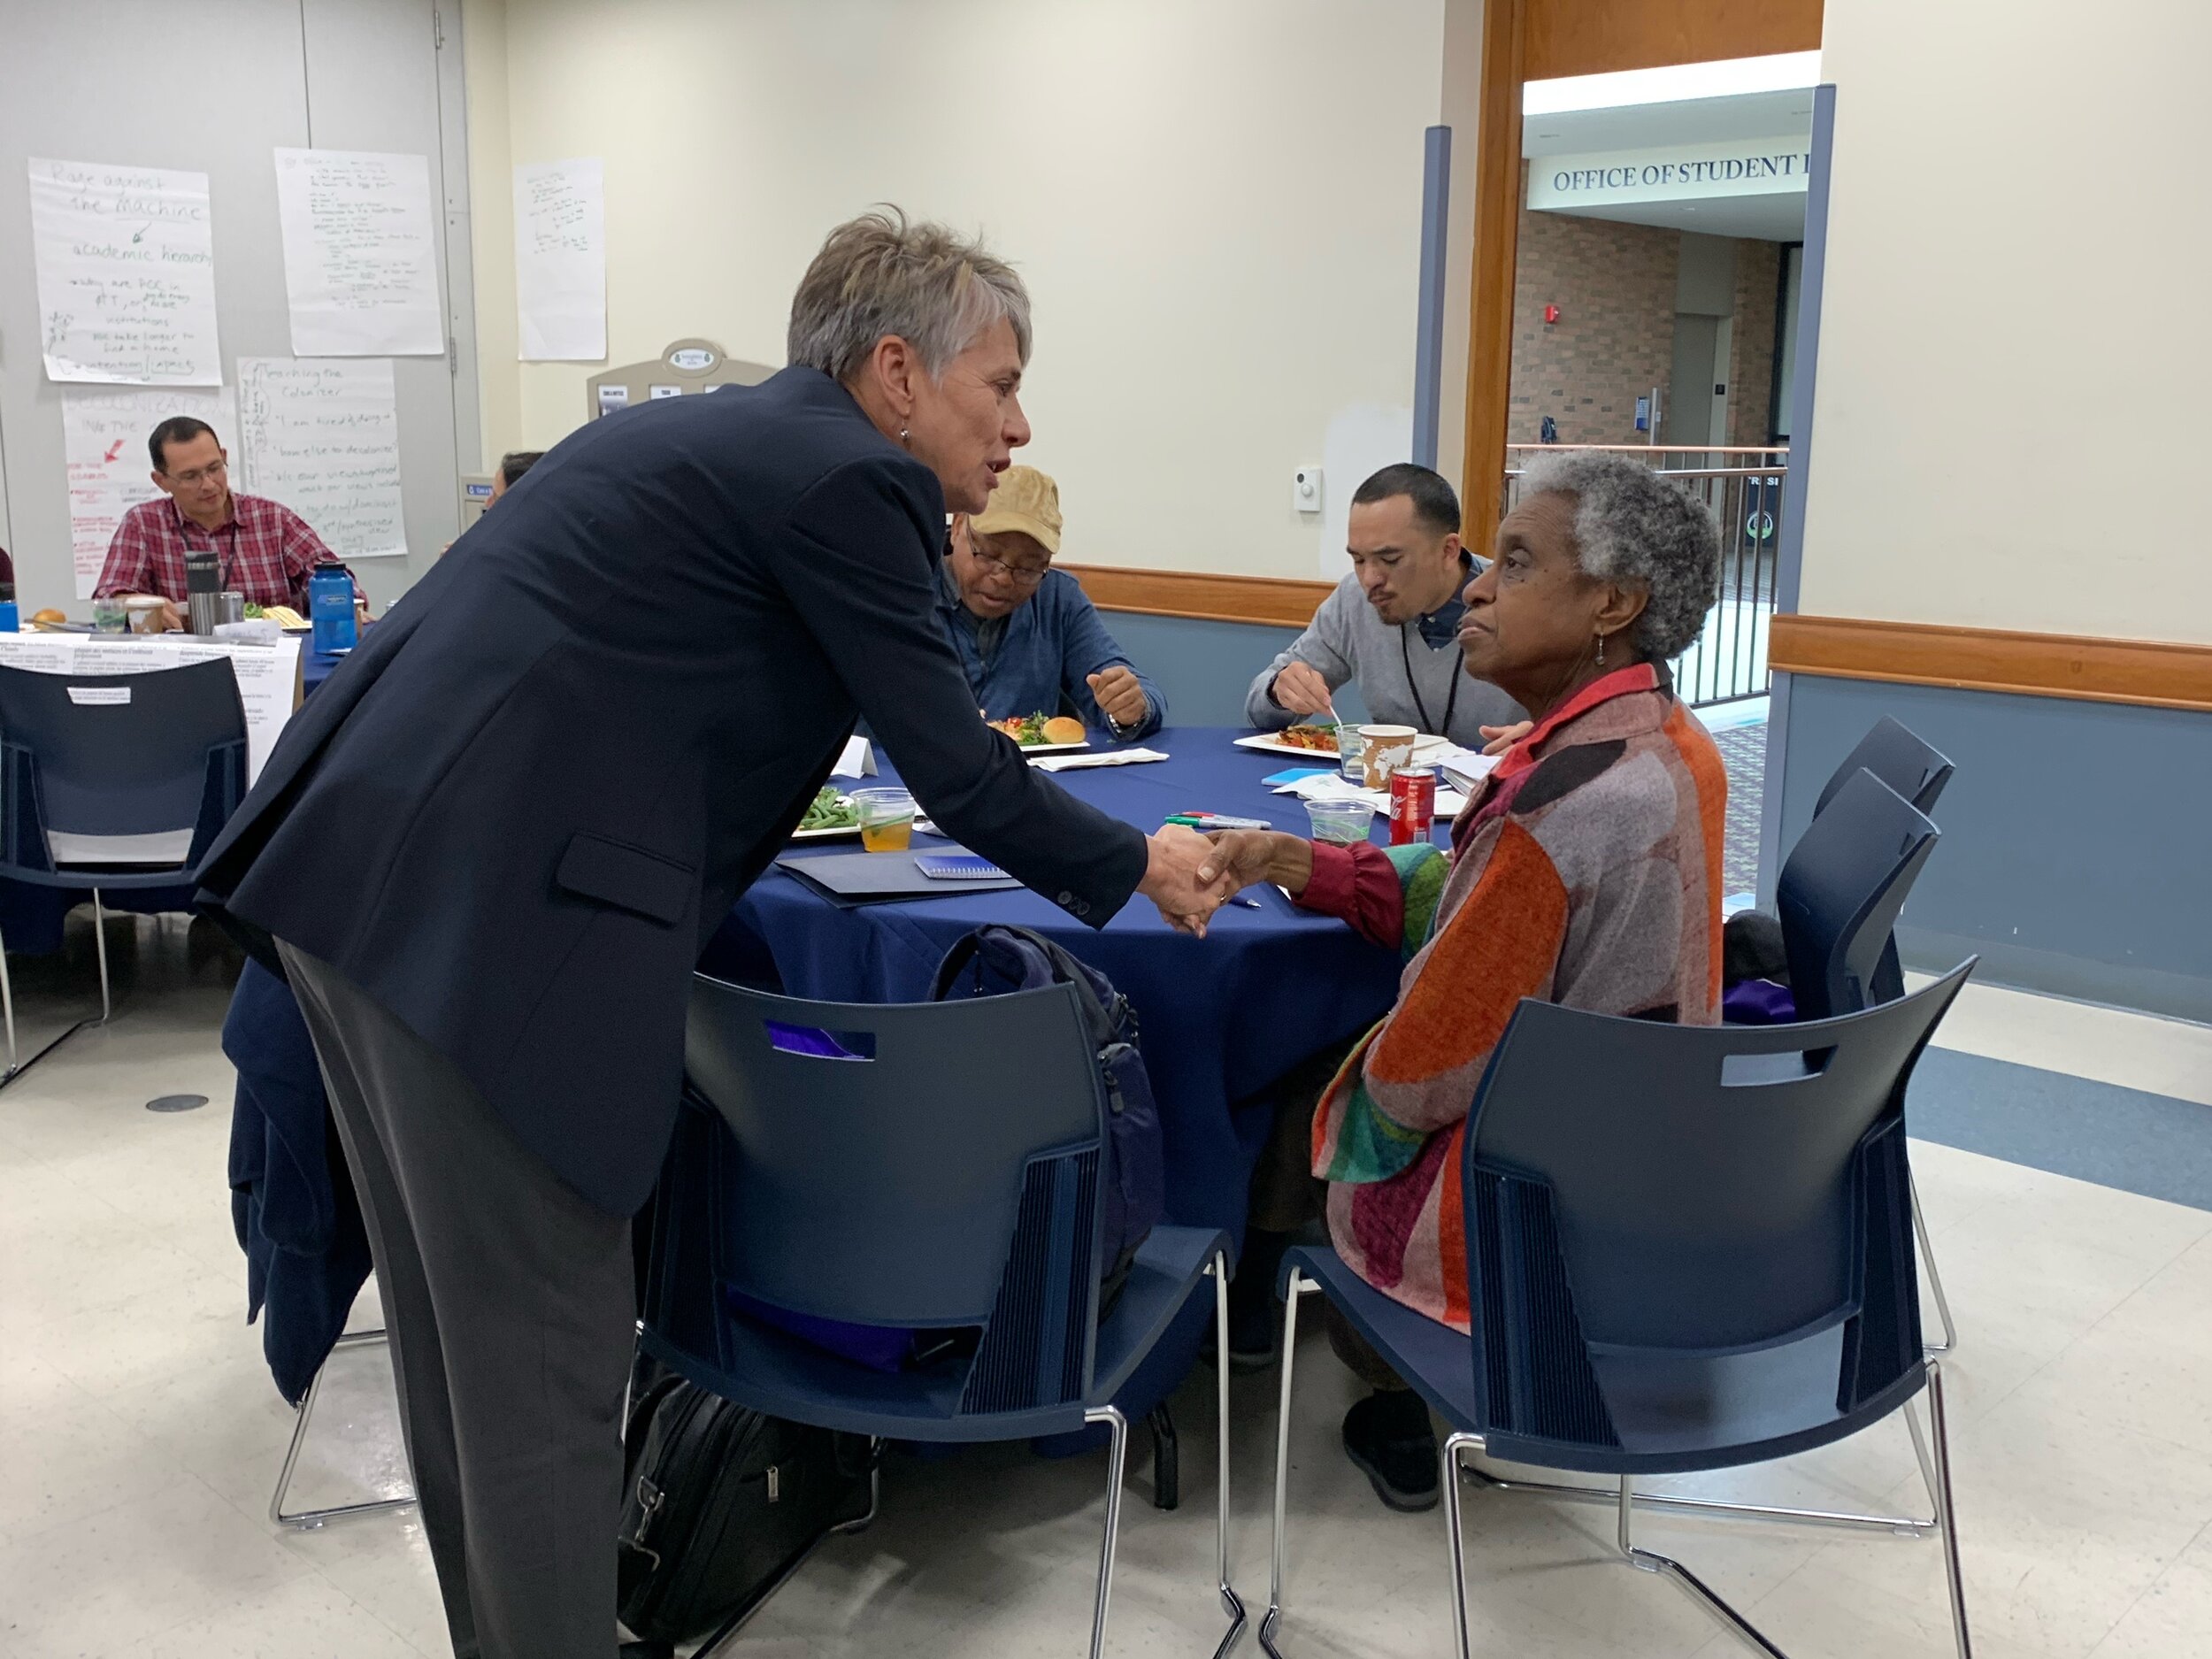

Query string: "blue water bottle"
[308, 557, 357, 654]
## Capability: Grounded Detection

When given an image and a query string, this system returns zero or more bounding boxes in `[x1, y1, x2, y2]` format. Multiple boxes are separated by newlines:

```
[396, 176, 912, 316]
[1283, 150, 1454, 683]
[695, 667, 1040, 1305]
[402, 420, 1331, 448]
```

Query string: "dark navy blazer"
[196, 369, 1149, 1216]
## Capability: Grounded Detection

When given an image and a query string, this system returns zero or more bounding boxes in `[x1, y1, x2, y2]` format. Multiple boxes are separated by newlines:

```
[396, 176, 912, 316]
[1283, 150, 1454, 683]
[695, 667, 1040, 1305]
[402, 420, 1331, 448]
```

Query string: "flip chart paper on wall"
[60, 384, 239, 599]
[513, 157, 606, 360]
[28, 158, 222, 385]
[0, 631, 302, 784]
[273, 148, 445, 356]
[237, 357, 407, 560]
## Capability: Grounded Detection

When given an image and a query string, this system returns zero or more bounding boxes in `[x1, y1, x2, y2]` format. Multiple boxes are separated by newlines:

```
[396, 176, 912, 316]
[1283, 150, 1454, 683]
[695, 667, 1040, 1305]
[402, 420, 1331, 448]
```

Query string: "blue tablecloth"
[704, 725, 1423, 1416]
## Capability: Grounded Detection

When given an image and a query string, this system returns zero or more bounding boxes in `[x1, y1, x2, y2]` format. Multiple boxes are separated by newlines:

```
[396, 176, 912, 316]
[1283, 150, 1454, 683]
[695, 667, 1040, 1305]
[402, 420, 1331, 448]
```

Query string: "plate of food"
[988, 711, 1091, 754]
[790, 785, 939, 842]
[790, 784, 863, 841]
[1233, 723, 1350, 760]
[1234, 726, 1452, 763]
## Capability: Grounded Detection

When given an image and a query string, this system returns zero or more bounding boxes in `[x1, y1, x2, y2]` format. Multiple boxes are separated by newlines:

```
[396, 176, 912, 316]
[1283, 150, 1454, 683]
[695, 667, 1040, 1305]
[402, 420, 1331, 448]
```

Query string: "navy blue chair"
[0, 659, 248, 1084]
[1811, 715, 1955, 1010]
[641, 973, 1243, 1659]
[1781, 764, 1959, 1356]
[1263, 965, 1977, 1659]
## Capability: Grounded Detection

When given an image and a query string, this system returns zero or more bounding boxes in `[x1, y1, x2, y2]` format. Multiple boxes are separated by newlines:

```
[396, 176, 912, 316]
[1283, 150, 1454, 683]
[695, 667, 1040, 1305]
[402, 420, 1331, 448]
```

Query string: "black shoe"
[1217, 1228, 1294, 1371]
[1340, 1388, 1440, 1512]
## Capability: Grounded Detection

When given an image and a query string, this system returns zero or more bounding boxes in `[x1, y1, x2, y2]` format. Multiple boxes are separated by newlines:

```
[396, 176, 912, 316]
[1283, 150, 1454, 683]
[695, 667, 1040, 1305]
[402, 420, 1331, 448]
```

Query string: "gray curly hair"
[1517, 450, 1721, 661]
[787, 208, 1032, 384]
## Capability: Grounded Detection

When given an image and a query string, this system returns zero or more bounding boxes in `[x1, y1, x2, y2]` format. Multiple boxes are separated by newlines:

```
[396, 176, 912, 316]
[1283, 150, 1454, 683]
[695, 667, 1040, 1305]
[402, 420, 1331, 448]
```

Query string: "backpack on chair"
[929, 925, 1166, 1300]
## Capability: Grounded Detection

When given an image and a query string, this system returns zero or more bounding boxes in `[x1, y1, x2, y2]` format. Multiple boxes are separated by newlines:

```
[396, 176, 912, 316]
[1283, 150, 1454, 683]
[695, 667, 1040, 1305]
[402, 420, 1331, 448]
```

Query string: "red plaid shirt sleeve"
[92, 505, 162, 599]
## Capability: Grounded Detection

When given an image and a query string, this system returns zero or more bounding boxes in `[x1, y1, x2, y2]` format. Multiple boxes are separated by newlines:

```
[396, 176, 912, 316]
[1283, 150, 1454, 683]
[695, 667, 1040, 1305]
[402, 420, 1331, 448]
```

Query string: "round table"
[704, 725, 1429, 1419]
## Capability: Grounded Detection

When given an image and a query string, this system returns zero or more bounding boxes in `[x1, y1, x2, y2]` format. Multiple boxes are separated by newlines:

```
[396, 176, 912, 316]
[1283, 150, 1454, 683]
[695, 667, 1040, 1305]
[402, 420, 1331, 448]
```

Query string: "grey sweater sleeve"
[1242, 578, 1362, 729]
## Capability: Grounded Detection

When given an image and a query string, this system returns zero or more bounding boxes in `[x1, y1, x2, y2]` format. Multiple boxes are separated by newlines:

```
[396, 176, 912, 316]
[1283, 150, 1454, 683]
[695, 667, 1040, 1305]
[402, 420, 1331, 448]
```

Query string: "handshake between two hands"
[1130, 717, 1537, 936]
[1135, 824, 1310, 938]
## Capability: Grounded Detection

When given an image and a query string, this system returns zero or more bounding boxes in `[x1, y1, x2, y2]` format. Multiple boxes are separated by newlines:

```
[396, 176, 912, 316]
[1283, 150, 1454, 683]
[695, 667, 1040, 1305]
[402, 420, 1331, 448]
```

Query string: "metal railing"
[1503, 446, 1786, 708]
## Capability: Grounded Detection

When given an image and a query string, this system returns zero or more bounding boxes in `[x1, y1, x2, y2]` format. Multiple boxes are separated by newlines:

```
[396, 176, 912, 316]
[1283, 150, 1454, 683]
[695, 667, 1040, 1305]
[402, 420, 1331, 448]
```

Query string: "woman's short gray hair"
[1517, 450, 1720, 661]
[787, 208, 1032, 384]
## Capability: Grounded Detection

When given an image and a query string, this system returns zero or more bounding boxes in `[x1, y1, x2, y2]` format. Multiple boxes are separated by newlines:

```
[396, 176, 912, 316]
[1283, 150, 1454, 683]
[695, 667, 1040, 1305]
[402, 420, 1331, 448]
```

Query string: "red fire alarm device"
[1543, 303, 1561, 325]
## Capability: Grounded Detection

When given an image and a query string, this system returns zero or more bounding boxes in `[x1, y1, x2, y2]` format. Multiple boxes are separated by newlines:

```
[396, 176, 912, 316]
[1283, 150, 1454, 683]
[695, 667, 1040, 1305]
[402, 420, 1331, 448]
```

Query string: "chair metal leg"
[1914, 1175, 1959, 1354]
[1462, 1445, 1936, 1537]
[1082, 1402, 1130, 1659]
[1925, 1362, 1974, 1659]
[1616, 1475, 1790, 1658]
[269, 1329, 419, 1529]
[1440, 1432, 1484, 1659]
[0, 918, 16, 1074]
[1207, 1251, 1248, 1659]
[0, 904, 112, 1091]
[1259, 1270, 1317, 1659]
[90, 888, 111, 1025]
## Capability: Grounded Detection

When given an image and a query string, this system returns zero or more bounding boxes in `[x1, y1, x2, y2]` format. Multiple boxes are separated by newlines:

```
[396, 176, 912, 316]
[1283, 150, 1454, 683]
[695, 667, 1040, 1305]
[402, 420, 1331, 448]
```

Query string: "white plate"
[1002, 738, 1090, 755]
[1233, 732, 1358, 763]
[1233, 730, 1450, 764]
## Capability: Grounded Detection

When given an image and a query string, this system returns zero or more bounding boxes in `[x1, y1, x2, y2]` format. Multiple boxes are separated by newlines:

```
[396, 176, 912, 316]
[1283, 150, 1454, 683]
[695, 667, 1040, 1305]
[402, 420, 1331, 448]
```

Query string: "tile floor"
[3, 917, 2210, 1658]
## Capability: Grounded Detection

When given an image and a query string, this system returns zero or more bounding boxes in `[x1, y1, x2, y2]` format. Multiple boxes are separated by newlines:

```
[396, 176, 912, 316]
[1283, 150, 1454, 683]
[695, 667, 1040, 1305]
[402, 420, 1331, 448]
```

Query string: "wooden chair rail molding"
[1770, 614, 2212, 713]
[1058, 563, 1334, 629]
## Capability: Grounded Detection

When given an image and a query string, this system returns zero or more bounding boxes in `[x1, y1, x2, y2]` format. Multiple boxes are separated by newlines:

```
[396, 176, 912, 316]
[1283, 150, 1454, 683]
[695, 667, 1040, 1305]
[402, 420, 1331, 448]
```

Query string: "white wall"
[1799, 0, 2212, 644]
[468, 0, 1462, 580]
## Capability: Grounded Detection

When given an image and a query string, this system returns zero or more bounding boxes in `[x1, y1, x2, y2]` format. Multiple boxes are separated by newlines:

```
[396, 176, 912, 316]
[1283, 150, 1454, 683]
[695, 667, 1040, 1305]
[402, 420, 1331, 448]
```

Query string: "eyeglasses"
[165, 457, 227, 488]
[971, 546, 1050, 588]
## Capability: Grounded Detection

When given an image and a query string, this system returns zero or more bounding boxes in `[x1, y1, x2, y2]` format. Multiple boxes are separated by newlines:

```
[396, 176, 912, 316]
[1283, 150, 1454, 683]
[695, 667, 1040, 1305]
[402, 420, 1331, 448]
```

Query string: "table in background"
[705, 725, 1425, 1417]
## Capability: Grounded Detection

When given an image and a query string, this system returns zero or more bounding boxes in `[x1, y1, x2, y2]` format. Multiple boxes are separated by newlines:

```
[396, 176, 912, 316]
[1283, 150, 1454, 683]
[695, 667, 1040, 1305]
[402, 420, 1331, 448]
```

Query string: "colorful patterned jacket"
[1296, 661, 1727, 1331]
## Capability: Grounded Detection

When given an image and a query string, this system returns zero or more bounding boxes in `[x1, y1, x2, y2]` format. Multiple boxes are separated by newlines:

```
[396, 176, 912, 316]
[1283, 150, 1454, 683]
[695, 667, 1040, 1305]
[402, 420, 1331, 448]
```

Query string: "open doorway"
[1501, 61, 1817, 899]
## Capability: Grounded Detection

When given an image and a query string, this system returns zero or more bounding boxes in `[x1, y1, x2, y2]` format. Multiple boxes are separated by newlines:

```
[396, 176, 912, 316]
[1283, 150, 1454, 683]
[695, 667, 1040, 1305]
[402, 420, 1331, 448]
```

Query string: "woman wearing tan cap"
[938, 464, 1168, 740]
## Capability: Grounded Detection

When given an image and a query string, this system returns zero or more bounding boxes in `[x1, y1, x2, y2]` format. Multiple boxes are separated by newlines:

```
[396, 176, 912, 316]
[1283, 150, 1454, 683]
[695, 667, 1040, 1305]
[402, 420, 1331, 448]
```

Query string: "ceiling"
[1521, 88, 1815, 158]
[1521, 87, 1814, 242]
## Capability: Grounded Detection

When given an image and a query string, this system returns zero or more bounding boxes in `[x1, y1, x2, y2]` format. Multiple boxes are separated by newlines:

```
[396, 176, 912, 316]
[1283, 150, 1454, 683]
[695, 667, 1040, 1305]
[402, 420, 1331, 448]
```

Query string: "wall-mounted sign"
[1527, 136, 1812, 213]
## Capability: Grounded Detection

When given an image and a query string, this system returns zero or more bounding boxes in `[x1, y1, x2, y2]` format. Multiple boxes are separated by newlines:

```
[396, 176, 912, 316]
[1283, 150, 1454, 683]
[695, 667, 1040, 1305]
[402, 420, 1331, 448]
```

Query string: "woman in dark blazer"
[196, 210, 1229, 1659]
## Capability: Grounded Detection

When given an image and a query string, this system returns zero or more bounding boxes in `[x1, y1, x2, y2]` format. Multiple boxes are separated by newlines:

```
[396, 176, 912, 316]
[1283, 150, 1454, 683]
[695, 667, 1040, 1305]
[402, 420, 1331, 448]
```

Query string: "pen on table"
[1227, 896, 1263, 910]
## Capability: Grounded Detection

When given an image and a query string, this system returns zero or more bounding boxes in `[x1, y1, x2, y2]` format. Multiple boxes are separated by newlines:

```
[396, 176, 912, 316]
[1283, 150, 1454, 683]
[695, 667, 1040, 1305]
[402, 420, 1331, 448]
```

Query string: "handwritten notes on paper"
[273, 149, 444, 356]
[29, 158, 222, 385]
[238, 358, 406, 560]
[61, 385, 238, 598]
[514, 158, 606, 360]
[0, 632, 303, 785]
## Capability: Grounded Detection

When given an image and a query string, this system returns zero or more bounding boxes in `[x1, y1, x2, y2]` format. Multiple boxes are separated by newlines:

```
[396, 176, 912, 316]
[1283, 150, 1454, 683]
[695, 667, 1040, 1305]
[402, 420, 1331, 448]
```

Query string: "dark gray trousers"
[280, 942, 635, 1659]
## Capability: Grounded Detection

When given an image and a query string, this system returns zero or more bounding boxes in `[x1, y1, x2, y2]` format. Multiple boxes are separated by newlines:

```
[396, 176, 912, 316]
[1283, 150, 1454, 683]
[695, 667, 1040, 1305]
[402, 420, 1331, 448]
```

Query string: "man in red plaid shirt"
[94, 417, 365, 631]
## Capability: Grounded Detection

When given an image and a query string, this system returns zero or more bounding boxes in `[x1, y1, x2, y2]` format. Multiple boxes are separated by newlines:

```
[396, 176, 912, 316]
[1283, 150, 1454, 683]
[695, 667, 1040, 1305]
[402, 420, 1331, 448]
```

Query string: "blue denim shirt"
[934, 565, 1167, 740]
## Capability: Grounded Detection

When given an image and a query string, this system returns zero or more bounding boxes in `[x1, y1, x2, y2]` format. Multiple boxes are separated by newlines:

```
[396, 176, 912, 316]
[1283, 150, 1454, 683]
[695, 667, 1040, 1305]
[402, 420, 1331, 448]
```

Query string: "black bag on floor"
[617, 1364, 875, 1647]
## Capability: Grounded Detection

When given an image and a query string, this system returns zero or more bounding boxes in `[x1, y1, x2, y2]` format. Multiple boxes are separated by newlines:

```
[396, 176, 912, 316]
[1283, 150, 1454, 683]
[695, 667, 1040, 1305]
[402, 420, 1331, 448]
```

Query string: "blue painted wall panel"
[1778, 675, 2212, 1019]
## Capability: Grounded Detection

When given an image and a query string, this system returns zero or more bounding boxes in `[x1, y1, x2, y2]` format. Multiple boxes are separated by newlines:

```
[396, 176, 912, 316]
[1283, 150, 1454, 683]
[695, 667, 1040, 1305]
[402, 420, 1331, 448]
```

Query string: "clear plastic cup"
[852, 787, 917, 852]
[1305, 798, 1378, 847]
[1335, 723, 1366, 782]
[90, 596, 128, 634]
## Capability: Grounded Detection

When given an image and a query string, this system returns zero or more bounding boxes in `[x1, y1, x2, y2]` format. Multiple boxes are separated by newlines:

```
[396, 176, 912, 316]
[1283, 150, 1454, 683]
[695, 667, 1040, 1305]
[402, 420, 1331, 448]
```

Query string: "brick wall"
[1728, 239, 1781, 446]
[1509, 190, 1789, 450]
[1508, 202, 1679, 445]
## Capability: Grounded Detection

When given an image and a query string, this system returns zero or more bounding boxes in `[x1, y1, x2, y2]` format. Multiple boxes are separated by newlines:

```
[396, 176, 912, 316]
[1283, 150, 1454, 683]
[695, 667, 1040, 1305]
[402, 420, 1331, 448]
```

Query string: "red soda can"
[1389, 767, 1436, 845]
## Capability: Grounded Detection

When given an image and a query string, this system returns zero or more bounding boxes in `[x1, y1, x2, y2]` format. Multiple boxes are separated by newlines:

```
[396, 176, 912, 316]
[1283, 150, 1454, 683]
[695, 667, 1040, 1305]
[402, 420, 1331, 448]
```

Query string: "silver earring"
[898, 426, 911, 446]
[1595, 633, 1607, 667]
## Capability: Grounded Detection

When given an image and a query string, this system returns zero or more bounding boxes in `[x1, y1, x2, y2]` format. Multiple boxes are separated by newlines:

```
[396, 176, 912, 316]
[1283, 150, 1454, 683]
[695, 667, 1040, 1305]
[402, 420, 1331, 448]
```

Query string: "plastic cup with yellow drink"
[852, 787, 918, 853]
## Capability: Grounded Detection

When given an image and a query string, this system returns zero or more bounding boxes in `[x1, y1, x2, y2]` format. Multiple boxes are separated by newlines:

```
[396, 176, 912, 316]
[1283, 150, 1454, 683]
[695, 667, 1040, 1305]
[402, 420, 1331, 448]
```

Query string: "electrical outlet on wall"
[1293, 466, 1323, 514]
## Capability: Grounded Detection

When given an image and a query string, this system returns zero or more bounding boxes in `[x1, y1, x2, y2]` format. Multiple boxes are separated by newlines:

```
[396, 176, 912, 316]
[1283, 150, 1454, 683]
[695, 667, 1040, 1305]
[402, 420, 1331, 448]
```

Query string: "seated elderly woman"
[1200, 449, 1726, 1511]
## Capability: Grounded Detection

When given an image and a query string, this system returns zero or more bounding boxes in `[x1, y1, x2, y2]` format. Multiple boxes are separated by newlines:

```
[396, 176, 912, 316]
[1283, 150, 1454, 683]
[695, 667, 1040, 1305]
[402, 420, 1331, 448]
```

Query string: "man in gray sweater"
[1245, 464, 1525, 746]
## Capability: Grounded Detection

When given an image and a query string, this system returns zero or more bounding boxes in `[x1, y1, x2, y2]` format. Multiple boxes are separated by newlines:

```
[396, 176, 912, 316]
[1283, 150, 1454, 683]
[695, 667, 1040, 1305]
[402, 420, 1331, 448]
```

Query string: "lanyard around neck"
[1400, 624, 1461, 737]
